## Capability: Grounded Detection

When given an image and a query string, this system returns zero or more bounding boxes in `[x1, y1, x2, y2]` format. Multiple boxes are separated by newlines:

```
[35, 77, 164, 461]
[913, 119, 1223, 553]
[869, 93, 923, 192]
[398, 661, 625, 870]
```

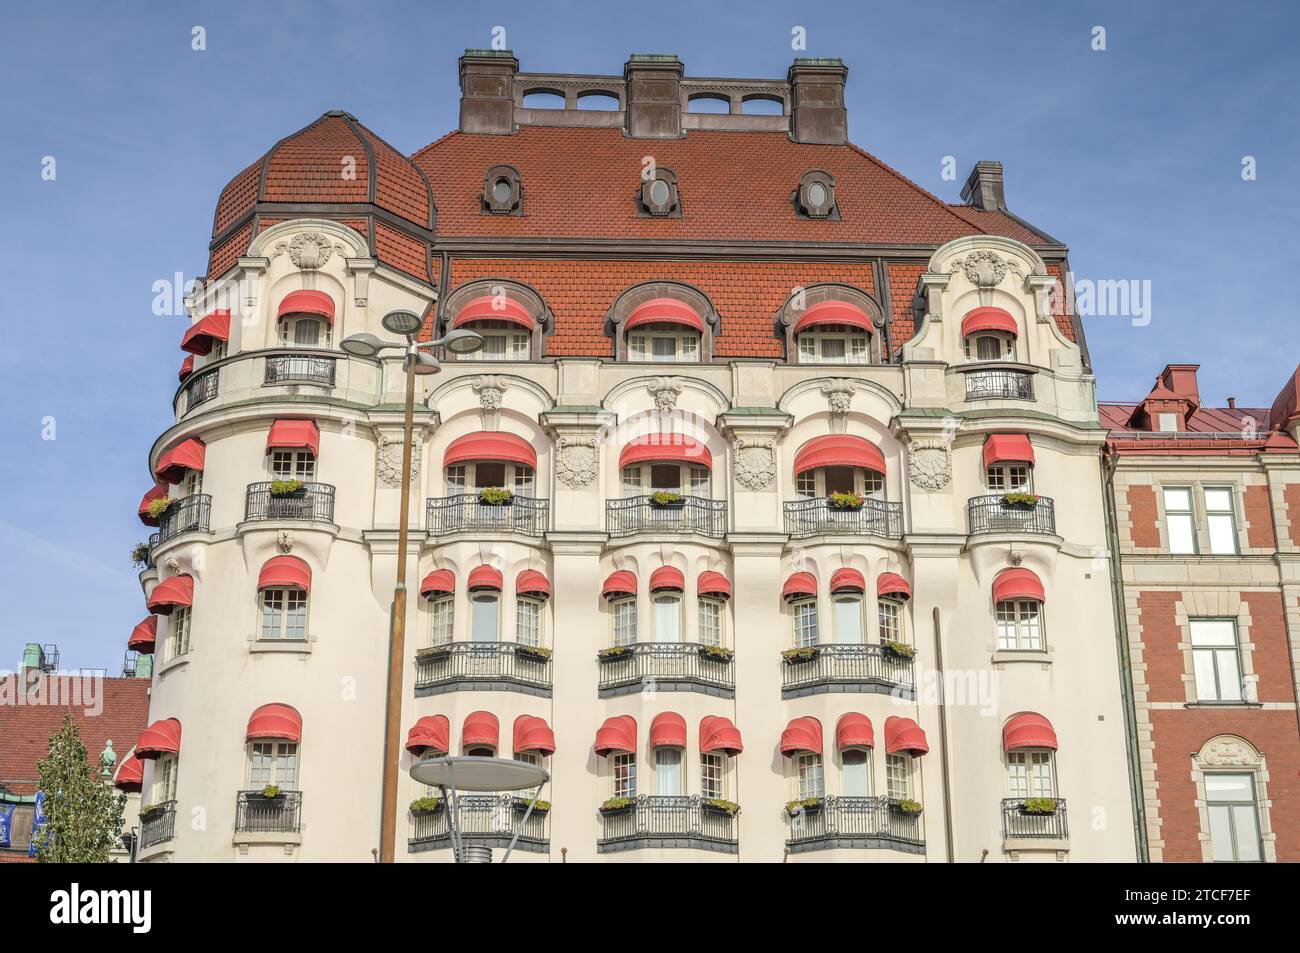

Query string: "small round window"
[650, 179, 671, 206]
[808, 182, 827, 208]
[492, 178, 512, 204]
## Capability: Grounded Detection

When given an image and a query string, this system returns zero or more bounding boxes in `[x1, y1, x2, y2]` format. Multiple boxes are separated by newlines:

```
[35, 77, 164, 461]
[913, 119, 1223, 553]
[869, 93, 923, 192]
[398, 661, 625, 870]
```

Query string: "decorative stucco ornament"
[733, 439, 776, 491]
[820, 380, 858, 415]
[907, 440, 952, 491]
[471, 375, 508, 409]
[555, 437, 598, 489]
[648, 377, 684, 412]
[1201, 738, 1256, 767]
[376, 430, 421, 488]
[277, 530, 295, 554]
[273, 232, 340, 270]
[948, 249, 1022, 288]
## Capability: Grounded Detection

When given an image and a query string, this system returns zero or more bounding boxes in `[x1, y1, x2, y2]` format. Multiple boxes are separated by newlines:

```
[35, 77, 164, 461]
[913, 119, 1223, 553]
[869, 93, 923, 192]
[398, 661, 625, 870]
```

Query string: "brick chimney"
[788, 58, 848, 144]
[1158, 364, 1201, 407]
[623, 54, 683, 138]
[459, 49, 519, 135]
[961, 161, 1006, 211]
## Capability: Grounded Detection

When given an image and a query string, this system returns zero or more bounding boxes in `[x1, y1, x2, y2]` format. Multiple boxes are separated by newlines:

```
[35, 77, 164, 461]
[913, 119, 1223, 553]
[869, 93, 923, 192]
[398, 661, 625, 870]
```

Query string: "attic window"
[483, 165, 522, 214]
[640, 169, 680, 217]
[797, 170, 837, 219]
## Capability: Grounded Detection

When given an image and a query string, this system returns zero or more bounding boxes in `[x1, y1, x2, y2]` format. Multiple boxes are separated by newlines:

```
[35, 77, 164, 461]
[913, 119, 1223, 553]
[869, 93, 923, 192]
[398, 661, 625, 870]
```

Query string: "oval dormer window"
[650, 179, 671, 206]
[808, 182, 827, 208]
[492, 178, 512, 204]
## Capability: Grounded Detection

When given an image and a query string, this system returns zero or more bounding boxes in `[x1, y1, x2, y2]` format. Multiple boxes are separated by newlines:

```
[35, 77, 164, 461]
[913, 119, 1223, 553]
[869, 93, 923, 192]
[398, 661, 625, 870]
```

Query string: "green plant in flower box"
[785, 797, 823, 816]
[269, 479, 304, 497]
[1001, 491, 1039, 508]
[1021, 797, 1058, 815]
[130, 542, 150, 568]
[599, 797, 634, 813]
[260, 784, 282, 799]
[146, 497, 175, 519]
[883, 640, 916, 659]
[702, 798, 740, 816]
[892, 798, 923, 815]
[409, 796, 442, 814]
[827, 491, 865, 510]
[649, 490, 683, 507]
[478, 486, 513, 506]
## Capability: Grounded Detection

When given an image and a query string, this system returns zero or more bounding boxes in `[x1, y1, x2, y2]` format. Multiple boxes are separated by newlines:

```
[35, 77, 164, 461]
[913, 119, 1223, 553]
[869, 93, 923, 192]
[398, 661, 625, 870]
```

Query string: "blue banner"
[0, 804, 13, 848]
[28, 791, 45, 857]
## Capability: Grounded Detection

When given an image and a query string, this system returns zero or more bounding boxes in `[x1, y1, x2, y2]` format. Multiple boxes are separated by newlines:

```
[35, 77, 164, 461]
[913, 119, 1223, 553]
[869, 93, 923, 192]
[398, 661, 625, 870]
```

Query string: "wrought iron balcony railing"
[964, 368, 1034, 400]
[597, 642, 734, 698]
[426, 494, 549, 537]
[785, 795, 925, 853]
[967, 495, 1057, 536]
[1001, 798, 1069, 840]
[606, 495, 727, 539]
[139, 800, 177, 848]
[235, 790, 303, 834]
[244, 482, 336, 522]
[781, 643, 916, 698]
[264, 353, 337, 386]
[597, 795, 738, 854]
[414, 641, 552, 696]
[183, 368, 219, 412]
[783, 497, 902, 539]
[155, 494, 211, 545]
[408, 794, 549, 854]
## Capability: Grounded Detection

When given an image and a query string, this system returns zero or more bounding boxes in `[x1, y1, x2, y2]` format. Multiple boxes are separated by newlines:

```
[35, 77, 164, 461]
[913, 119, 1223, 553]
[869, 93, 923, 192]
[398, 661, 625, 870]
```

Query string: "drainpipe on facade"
[931, 606, 955, 863]
[1101, 452, 1150, 862]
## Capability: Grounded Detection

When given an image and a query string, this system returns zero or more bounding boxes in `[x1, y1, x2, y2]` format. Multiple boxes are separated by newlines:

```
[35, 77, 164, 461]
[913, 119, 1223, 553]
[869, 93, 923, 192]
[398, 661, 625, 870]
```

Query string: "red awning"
[780, 716, 823, 756]
[405, 715, 450, 756]
[246, 703, 302, 742]
[467, 565, 503, 591]
[138, 483, 168, 526]
[278, 289, 335, 323]
[444, 431, 536, 468]
[649, 566, 685, 592]
[180, 309, 231, 355]
[136, 718, 182, 759]
[452, 294, 536, 331]
[602, 571, 637, 599]
[793, 300, 874, 335]
[267, 419, 320, 456]
[782, 572, 817, 601]
[961, 306, 1018, 338]
[1003, 712, 1059, 751]
[793, 434, 886, 476]
[462, 711, 499, 751]
[982, 434, 1035, 469]
[697, 571, 731, 599]
[257, 555, 311, 592]
[618, 433, 712, 470]
[699, 715, 743, 756]
[127, 617, 157, 654]
[146, 575, 193, 615]
[114, 749, 146, 792]
[993, 567, 1045, 603]
[516, 569, 551, 598]
[154, 438, 206, 483]
[178, 354, 194, 382]
[877, 572, 911, 600]
[650, 712, 687, 749]
[884, 716, 929, 756]
[625, 297, 705, 332]
[830, 567, 866, 593]
[836, 712, 875, 750]
[594, 715, 637, 756]
[513, 715, 557, 756]
[420, 569, 455, 597]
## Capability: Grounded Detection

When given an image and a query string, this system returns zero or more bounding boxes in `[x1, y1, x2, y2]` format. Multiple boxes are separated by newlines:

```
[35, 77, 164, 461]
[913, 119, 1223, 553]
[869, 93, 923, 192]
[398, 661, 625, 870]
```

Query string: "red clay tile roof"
[0, 675, 151, 795]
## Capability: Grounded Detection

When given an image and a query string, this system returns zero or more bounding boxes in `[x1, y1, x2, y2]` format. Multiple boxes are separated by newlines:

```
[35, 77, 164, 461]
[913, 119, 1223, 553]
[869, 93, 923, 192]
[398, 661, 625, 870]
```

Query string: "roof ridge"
[410, 128, 462, 162]
[842, 141, 989, 236]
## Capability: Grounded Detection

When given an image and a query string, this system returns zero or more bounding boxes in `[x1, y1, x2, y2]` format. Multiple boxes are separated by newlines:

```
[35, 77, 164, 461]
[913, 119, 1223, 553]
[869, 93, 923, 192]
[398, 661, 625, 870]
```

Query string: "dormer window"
[277, 290, 335, 350]
[483, 165, 522, 214]
[610, 284, 717, 363]
[442, 282, 550, 362]
[961, 307, 1018, 362]
[797, 170, 837, 219]
[779, 286, 882, 364]
[640, 168, 680, 217]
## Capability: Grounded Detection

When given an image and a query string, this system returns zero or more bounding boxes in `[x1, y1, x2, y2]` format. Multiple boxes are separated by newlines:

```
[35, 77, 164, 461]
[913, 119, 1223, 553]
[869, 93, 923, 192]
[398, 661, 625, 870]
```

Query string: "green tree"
[33, 714, 126, 863]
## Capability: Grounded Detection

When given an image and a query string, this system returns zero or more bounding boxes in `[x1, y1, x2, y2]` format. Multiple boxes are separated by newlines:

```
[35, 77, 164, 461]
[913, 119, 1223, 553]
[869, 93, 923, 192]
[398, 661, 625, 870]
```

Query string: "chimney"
[623, 54, 683, 138]
[1227, 397, 1237, 410]
[788, 58, 848, 144]
[1158, 364, 1201, 406]
[961, 161, 1006, 211]
[458, 49, 519, 135]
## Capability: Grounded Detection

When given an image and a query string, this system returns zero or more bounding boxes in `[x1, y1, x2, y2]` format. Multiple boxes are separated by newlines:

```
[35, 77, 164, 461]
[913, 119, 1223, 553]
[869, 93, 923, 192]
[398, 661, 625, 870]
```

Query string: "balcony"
[426, 494, 548, 538]
[1001, 798, 1069, 844]
[414, 642, 552, 697]
[408, 795, 549, 855]
[597, 642, 735, 699]
[154, 494, 211, 546]
[245, 482, 336, 522]
[783, 497, 902, 539]
[967, 495, 1057, 536]
[786, 795, 925, 854]
[182, 368, 219, 412]
[781, 644, 916, 699]
[139, 800, 176, 849]
[606, 495, 727, 539]
[264, 352, 337, 386]
[964, 367, 1034, 401]
[597, 795, 738, 854]
[235, 790, 303, 835]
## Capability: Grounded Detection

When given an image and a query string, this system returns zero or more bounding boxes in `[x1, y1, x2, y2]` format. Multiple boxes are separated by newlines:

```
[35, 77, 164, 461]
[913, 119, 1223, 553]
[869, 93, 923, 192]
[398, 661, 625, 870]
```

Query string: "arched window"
[256, 556, 311, 643]
[783, 572, 819, 648]
[441, 282, 550, 362]
[781, 717, 824, 802]
[608, 282, 718, 363]
[993, 568, 1046, 651]
[778, 285, 883, 364]
[618, 434, 713, 499]
[246, 704, 302, 795]
[876, 572, 912, 647]
[443, 432, 538, 499]
[830, 568, 866, 644]
[962, 307, 1018, 362]
[1003, 713, 1059, 810]
[277, 290, 335, 350]
[983, 434, 1035, 494]
[793, 434, 888, 501]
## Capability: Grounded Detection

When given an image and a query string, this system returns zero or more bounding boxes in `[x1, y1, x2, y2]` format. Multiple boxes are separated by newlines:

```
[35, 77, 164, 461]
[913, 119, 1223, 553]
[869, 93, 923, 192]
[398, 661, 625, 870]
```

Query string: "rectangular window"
[654, 748, 683, 796]
[270, 449, 315, 481]
[795, 753, 824, 800]
[1190, 619, 1243, 702]
[651, 337, 676, 362]
[169, 606, 191, 660]
[612, 753, 636, 798]
[260, 588, 307, 641]
[470, 594, 499, 643]
[698, 598, 722, 646]
[445, 465, 466, 492]
[628, 336, 646, 360]
[621, 465, 642, 497]
[700, 753, 725, 800]
[512, 465, 535, 497]
[1204, 488, 1238, 555]
[834, 596, 863, 644]
[820, 337, 846, 362]
[1205, 773, 1262, 862]
[861, 470, 885, 500]
[886, 753, 910, 800]
[249, 741, 299, 790]
[516, 598, 541, 647]
[1007, 751, 1054, 799]
[878, 598, 902, 645]
[612, 598, 637, 646]
[974, 335, 1003, 361]
[689, 465, 710, 495]
[792, 600, 818, 648]
[842, 749, 871, 797]
[1157, 412, 1180, 433]
[796, 470, 816, 498]
[181, 470, 202, 498]
[510, 334, 529, 359]
[986, 464, 1030, 493]
[1164, 487, 1197, 554]
[996, 600, 1043, 650]
[429, 596, 454, 646]
[153, 754, 178, 803]
[653, 595, 681, 643]
[797, 337, 816, 362]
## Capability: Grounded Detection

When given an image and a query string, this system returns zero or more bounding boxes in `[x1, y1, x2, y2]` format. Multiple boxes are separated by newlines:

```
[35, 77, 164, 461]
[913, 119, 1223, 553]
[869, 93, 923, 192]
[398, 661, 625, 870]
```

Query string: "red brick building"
[1103, 364, 1300, 862]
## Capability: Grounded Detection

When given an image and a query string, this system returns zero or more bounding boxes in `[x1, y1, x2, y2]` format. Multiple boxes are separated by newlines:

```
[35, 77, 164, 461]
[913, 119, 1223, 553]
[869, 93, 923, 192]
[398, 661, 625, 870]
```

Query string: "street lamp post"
[341, 312, 483, 864]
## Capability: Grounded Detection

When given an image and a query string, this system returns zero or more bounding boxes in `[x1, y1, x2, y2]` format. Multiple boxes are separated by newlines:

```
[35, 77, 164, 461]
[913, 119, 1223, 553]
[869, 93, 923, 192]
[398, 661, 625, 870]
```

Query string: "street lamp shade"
[438, 328, 486, 355]
[381, 309, 425, 336]
[411, 352, 442, 376]
[339, 332, 385, 358]
[409, 755, 548, 792]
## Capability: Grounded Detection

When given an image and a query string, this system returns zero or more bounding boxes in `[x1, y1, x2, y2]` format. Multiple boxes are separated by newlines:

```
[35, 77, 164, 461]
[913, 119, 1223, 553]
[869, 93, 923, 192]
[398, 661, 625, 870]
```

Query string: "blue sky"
[0, 0, 1296, 671]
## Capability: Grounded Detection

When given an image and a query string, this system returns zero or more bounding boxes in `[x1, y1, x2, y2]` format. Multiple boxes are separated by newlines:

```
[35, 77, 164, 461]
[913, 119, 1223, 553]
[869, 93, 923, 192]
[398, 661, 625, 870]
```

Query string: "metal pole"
[378, 354, 417, 863]
[501, 779, 546, 864]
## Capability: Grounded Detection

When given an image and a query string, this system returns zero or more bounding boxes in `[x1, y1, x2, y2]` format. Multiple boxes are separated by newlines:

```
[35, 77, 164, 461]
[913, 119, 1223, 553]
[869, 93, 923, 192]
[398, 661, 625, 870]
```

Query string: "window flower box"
[146, 497, 175, 520]
[139, 802, 164, 818]
[785, 797, 824, 817]
[514, 644, 552, 661]
[649, 491, 684, 509]
[781, 646, 820, 665]
[256, 785, 284, 800]
[890, 799, 923, 816]
[409, 796, 443, 816]
[512, 797, 551, 815]
[131, 542, 150, 568]
[478, 487, 514, 507]
[1021, 797, 1058, 816]
[882, 640, 916, 660]
[827, 491, 865, 511]
[598, 646, 631, 660]
[269, 479, 305, 498]
[698, 645, 734, 662]
[599, 797, 634, 816]
[1001, 492, 1039, 510]
[702, 798, 740, 817]
[416, 644, 452, 661]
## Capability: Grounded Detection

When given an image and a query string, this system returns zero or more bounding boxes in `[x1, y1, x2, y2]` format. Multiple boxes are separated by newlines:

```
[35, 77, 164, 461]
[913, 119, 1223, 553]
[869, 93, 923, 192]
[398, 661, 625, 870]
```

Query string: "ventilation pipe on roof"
[961, 161, 1006, 211]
